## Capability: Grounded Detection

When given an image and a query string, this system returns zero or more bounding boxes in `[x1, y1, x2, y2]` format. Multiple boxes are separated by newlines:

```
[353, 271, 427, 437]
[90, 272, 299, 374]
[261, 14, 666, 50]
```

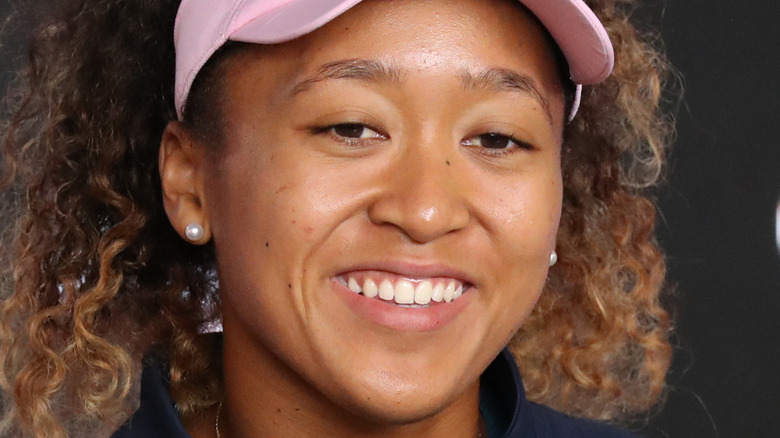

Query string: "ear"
[159, 121, 212, 244]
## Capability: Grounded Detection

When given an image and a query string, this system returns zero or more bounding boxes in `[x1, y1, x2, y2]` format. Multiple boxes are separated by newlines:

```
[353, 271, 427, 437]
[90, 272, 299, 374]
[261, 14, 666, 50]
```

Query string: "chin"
[319, 363, 476, 427]
[335, 387, 458, 426]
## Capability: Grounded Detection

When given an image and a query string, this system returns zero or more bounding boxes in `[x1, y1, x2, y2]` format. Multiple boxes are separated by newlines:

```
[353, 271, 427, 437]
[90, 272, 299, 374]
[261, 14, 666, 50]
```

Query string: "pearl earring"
[185, 223, 205, 242]
[549, 251, 558, 267]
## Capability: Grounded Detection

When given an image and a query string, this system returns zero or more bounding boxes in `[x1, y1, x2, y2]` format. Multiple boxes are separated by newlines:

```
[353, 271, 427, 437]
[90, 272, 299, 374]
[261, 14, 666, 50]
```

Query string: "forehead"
[217, 0, 565, 127]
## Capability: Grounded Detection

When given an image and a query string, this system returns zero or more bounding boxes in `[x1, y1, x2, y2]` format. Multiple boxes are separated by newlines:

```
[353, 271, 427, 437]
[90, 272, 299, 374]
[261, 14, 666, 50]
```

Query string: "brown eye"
[331, 123, 384, 140]
[478, 133, 513, 149]
[463, 133, 530, 151]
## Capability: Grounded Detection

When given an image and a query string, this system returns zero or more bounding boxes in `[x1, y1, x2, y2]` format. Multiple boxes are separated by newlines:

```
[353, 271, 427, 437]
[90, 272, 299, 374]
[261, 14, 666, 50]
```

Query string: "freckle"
[295, 408, 301, 412]
[291, 220, 297, 224]
[276, 408, 282, 414]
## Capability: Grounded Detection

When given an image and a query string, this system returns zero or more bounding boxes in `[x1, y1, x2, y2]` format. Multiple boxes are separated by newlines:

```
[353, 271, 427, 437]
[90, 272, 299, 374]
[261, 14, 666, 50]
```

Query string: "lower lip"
[331, 278, 473, 331]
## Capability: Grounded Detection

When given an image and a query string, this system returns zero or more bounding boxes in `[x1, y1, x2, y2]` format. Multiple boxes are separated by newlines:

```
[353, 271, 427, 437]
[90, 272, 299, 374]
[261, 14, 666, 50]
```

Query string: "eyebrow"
[292, 59, 404, 95]
[460, 68, 553, 125]
[292, 59, 553, 125]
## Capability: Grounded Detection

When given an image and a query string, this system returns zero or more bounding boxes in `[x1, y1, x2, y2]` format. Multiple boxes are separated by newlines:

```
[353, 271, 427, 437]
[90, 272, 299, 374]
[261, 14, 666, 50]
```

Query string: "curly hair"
[0, 0, 675, 436]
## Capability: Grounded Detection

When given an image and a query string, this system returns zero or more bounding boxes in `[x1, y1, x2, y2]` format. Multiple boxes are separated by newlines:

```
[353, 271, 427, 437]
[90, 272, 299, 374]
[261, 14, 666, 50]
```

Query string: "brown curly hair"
[0, 0, 675, 436]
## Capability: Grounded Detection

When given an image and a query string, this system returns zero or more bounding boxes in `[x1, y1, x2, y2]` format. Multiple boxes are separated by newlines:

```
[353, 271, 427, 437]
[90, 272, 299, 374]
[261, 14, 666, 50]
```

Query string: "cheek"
[478, 169, 562, 250]
[203, 158, 336, 350]
[475, 168, 562, 324]
[204, 148, 365, 284]
[207, 169, 310, 269]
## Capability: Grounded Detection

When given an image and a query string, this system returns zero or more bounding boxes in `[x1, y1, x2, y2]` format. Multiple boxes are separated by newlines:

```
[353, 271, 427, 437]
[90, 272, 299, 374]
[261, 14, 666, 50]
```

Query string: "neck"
[219, 394, 484, 438]
[213, 325, 484, 438]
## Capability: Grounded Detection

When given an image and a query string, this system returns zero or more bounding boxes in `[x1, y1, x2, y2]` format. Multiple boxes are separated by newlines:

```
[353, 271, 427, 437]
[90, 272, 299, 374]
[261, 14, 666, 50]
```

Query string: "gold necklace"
[215, 401, 222, 438]
[215, 402, 484, 438]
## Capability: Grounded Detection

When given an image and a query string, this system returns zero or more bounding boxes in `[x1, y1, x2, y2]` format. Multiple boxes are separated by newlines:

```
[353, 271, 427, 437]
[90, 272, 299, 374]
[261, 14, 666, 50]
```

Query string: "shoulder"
[111, 362, 192, 438]
[482, 350, 642, 438]
[520, 401, 641, 438]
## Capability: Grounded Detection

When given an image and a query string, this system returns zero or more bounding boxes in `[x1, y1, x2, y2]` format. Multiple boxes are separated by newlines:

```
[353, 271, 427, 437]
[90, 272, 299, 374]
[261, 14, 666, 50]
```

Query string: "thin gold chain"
[215, 401, 222, 438]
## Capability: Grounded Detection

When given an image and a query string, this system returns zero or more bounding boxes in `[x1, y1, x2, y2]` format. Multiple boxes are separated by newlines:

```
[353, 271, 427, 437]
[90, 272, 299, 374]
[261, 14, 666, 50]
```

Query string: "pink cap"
[174, 0, 614, 120]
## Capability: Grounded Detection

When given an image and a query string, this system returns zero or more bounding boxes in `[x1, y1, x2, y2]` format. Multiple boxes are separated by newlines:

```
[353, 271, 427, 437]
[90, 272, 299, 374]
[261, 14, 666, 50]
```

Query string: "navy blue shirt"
[113, 350, 640, 437]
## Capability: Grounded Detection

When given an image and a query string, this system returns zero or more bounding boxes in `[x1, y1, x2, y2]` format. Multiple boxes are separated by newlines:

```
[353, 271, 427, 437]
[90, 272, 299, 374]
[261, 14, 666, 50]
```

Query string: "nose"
[367, 144, 470, 244]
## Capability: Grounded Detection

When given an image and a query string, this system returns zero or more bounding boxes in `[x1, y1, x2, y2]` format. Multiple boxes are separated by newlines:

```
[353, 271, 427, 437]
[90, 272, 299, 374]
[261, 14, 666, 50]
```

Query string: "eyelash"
[310, 123, 387, 146]
[311, 123, 534, 154]
[461, 132, 535, 156]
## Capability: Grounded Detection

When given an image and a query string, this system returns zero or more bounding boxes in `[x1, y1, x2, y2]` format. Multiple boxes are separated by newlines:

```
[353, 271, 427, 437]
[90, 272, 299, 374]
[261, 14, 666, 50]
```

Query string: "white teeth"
[345, 276, 466, 305]
[453, 284, 463, 300]
[348, 277, 362, 294]
[394, 280, 415, 304]
[443, 281, 456, 303]
[378, 279, 395, 301]
[431, 283, 444, 302]
[414, 280, 432, 305]
[363, 278, 378, 298]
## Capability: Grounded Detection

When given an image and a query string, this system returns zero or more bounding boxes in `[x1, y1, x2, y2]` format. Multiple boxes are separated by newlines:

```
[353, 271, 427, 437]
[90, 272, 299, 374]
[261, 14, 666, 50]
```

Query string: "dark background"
[1, 1, 778, 437]
[635, 1, 780, 437]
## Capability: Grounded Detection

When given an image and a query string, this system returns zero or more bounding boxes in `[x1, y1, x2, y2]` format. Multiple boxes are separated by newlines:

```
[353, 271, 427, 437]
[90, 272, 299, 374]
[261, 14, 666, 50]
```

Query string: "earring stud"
[185, 223, 205, 242]
[549, 251, 558, 267]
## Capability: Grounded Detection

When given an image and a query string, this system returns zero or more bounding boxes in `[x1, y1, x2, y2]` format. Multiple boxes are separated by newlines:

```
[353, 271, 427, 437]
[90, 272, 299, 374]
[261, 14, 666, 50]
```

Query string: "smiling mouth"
[337, 273, 470, 307]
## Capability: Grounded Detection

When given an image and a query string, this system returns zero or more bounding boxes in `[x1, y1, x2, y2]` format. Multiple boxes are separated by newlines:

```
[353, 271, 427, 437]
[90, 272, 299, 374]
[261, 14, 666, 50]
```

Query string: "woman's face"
[190, 0, 564, 426]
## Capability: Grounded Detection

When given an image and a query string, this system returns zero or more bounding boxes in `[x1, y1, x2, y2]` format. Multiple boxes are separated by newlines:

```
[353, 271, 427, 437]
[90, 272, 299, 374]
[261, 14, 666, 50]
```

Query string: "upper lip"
[334, 259, 476, 286]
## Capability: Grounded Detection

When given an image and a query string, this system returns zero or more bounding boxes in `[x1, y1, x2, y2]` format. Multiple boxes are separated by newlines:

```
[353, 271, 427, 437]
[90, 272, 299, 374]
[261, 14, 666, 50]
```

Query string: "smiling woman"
[0, 0, 673, 437]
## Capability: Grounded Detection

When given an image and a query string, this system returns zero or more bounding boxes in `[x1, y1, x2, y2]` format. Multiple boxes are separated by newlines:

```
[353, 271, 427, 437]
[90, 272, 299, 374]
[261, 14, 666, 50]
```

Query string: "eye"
[329, 123, 385, 140]
[462, 133, 531, 151]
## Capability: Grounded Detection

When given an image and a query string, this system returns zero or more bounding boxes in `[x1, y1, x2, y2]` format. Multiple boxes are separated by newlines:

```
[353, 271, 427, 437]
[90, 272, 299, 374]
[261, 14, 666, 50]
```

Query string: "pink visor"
[174, 0, 614, 120]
